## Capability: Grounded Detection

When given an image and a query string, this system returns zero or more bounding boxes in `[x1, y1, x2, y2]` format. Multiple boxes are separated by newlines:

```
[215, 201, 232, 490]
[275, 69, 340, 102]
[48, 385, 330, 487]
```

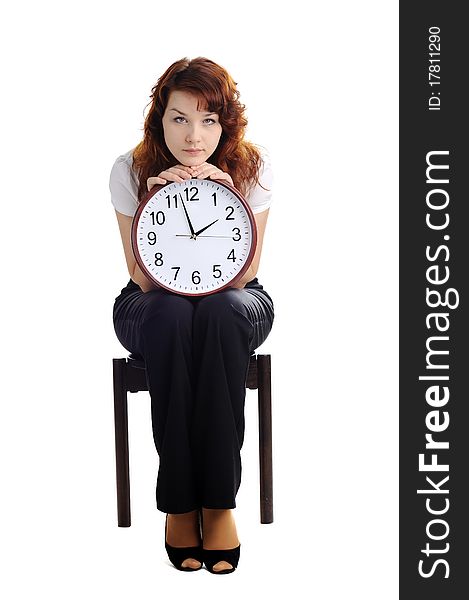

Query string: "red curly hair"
[132, 57, 266, 203]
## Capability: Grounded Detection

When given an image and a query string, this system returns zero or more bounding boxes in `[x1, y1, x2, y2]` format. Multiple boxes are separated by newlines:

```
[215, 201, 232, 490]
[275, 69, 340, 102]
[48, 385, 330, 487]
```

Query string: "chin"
[181, 156, 204, 167]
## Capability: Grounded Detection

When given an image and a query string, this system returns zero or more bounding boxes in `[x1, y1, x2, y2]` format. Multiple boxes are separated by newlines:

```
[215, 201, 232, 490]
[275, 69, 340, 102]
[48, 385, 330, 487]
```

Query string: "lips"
[183, 149, 203, 153]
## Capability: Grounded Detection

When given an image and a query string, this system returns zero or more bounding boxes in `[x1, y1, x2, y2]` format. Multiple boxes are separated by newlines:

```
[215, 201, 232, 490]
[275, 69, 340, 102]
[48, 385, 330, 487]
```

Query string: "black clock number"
[225, 205, 235, 220]
[171, 266, 180, 280]
[147, 231, 157, 245]
[212, 192, 217, 206]
[184, 187, 199, 201]
[192, 270, 201, 285]
[154, 252, 163, 266]
[213, 264, 222, 278]
[232, 227, 241, 241]
[150, 211, 165, 225]
[166, 194, 179, 208]
[227, 249, 236, 262]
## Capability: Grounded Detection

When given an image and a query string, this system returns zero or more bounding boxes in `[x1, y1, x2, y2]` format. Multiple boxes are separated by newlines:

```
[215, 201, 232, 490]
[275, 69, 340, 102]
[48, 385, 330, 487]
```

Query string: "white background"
[1, 1, 398, 598]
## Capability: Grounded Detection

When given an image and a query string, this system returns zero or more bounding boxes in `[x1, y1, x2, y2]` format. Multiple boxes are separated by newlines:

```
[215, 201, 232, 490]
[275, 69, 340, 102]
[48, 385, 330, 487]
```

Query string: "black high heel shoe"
[165, 512, 203, 572]
[202, 545, 241, 574]
[200, 510, 241, 574]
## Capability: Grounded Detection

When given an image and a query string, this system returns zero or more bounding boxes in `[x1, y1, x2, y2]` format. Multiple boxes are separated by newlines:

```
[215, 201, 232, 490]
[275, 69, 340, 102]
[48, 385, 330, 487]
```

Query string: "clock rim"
[130, 177, 258, 297]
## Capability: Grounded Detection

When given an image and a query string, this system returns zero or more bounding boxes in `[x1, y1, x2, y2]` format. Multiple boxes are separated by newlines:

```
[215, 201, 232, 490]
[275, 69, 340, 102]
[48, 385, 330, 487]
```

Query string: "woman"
[109, 57, 275, 575]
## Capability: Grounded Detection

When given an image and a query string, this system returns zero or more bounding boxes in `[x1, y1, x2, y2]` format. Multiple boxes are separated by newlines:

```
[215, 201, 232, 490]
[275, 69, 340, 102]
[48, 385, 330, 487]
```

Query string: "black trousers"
[112, 277, 275, 514]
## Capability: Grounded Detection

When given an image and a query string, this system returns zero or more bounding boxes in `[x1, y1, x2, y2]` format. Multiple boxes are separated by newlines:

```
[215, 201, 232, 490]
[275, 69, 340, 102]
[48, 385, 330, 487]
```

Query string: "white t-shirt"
[109, 146, 273, 217]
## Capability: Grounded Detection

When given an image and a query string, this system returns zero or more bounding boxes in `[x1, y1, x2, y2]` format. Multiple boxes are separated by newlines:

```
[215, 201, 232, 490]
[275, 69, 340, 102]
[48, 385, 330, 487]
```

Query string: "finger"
[158, 170, 185, 183]
[167, 166, 192, 179]
[175, 164, 196, 174]
[190, 163, 233, 185]
[147, 176, 167, 191]
[209, 172, 234, 186]
[196, 165, 219, 179]
[191, 163, 211, 175]
[190, 162, 208, 173]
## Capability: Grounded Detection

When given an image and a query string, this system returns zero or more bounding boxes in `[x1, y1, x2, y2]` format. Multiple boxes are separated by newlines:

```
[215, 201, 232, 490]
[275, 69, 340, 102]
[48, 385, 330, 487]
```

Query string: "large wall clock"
[131, 178, 257, 296]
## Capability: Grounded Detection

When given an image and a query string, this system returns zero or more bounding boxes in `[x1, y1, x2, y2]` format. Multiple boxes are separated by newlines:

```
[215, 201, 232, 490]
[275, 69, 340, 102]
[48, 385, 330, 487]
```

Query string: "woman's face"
[162, 89, 223, 167]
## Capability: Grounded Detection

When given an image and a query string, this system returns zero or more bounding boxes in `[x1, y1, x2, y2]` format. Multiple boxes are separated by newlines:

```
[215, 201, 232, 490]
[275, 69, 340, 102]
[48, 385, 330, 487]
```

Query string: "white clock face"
[132, 178, 256, 296]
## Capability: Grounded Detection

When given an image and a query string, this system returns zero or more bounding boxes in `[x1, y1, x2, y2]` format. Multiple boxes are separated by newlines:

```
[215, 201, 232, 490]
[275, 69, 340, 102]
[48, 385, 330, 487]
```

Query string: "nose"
[185, 123, 202, 144]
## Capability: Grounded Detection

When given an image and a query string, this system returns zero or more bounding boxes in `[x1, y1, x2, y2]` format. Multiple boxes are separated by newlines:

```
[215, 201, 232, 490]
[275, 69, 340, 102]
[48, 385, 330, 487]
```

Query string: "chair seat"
[127, 350, 256, 369]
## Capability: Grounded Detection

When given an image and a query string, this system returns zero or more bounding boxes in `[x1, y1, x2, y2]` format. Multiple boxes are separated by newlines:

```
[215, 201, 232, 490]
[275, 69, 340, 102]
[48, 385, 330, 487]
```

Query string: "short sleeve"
[245, 146, 274, 214]
[109, 154, 139, 217]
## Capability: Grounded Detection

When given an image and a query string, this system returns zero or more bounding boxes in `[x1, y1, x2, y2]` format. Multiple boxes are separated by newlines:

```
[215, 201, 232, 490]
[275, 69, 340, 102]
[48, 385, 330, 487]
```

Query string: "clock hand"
[193, 219, 219, 237]
[175, 234, 232, 238]
[180, 193, 196, 238]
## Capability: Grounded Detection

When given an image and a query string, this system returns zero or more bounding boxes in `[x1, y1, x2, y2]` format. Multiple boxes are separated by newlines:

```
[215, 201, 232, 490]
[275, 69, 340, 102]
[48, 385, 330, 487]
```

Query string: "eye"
[204, 118, 217, 125]
[174, 116, 187, 123]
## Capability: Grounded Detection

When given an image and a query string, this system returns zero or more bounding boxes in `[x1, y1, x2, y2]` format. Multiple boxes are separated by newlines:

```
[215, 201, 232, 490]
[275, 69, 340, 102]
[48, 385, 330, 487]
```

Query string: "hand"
[194, 218, 219, 237]
[147, 164, 193, 191]
[190, 163, 234, 186]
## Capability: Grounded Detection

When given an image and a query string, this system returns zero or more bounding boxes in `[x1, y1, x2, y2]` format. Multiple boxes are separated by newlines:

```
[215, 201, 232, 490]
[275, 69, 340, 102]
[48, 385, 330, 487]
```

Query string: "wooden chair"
[112, 351, 273, 526]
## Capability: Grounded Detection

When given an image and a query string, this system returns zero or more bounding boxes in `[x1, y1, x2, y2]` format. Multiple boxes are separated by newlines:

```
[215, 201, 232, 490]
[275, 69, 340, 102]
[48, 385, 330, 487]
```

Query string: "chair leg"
[257, 354, 273, 524]
[113, 358, 131, 527]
